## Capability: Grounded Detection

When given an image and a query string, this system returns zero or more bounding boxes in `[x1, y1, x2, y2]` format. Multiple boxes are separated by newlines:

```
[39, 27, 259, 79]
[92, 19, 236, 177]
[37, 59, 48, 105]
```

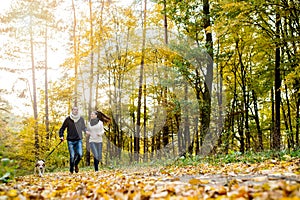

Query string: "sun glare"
[0, 0, 12, 14]
[0, 0, 135, 115]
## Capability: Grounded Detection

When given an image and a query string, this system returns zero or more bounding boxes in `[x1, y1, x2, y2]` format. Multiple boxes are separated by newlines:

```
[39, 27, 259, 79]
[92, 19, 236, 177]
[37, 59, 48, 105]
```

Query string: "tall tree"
[163, 0, 214, 155]
[28, 13, 39, 158]
[273, 2, 281, 150]
[72, 0, 78, 106]
[135, 0, 147, 162]
[85, 0, 95, 167]
[44, 20, 50, 138]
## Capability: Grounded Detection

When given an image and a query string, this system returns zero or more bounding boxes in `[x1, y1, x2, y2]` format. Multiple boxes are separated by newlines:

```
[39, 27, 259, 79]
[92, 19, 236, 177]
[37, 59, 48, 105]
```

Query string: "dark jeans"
[67, 140, 83, 173]
[90, 142, 102, 171]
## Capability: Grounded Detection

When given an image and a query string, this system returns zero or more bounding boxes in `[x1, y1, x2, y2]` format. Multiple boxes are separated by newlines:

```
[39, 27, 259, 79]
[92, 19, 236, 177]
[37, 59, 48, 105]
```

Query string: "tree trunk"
[163, 0, 168, 45]
[284, 83, 294, 148]
[236, 38, 250, 152]
[85, 0, 95, 167]
[252, 90, 263, 151]
[143, 83, 147, 162]
[131, 108, 135, 162]
[273, 9, 281, 150]
[270, 87, 275, 149]
[162, 0, 169, 156]
[183, 83, 189, 153]
[217, 44, 224, 151]
[71, 0, 78, 106]
[44, 21, 50, 141]
[94, 0, 105, 108]
[135, 0, 147, 162]
[29, 15, 39, 159]
[200, 0, 213, 155]
[281, 100, 290, 149]
[296, 90, 300, 148]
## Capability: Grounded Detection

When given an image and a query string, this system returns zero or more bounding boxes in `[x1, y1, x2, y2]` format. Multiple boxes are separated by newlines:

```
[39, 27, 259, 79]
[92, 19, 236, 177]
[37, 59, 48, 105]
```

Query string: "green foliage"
[0, 157, 18, 183]
[174, 150, 300, 167]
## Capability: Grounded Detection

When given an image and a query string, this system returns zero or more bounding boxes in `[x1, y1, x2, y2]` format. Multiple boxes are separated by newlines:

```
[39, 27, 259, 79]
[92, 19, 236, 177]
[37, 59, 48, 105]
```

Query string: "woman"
[86, 111, 104, 171]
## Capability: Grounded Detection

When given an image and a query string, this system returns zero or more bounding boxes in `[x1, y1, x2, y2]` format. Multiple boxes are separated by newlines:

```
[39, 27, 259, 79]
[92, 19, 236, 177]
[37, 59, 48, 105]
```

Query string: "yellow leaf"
[189, 178, 209, 185]
[7, 189, 18, 197]
[217, 186, 227, 195]
[252, 176, 268, 182]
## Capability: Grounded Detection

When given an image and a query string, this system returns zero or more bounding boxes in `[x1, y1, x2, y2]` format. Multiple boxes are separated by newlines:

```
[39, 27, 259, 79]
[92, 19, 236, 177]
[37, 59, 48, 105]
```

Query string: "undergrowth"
[173, 149, 300, 167]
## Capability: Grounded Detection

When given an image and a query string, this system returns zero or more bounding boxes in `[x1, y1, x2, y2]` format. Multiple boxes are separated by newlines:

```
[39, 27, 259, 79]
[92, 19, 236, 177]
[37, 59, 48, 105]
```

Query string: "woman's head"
[90, 111, 98, 119]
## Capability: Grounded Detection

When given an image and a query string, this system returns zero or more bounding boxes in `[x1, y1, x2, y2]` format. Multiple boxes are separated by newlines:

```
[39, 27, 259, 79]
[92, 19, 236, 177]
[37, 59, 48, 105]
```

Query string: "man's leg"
[67, 141, 75, 173]
[74, 140, 83, 173]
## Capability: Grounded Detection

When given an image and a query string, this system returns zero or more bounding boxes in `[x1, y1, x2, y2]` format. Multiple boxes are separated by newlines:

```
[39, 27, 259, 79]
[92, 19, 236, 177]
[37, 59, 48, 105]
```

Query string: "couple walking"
[59, 107, 104, 173]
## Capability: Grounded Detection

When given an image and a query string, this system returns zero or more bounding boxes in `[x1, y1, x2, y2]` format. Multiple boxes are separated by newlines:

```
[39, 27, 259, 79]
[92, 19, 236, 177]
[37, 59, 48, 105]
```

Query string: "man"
[59, 106, 86, 174]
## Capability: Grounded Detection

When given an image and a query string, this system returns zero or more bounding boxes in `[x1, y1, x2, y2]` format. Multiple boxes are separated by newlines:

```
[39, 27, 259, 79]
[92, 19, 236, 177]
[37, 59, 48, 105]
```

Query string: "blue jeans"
[67, 140, 83, 173]
[90, 142, 102, 171]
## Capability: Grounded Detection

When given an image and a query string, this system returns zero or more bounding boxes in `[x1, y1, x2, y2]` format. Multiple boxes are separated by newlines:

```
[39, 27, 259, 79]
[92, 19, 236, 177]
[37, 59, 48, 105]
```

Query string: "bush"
[0, 157, 18, 183]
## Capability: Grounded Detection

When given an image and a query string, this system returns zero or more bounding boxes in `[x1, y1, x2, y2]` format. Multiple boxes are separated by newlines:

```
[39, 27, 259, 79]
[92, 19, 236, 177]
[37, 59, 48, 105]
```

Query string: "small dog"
[34, 160, 45, 177]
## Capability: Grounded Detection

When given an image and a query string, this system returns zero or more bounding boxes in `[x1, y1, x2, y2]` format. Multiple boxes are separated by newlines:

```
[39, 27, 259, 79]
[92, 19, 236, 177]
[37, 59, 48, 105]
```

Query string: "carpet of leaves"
[1, 158, 300, 199]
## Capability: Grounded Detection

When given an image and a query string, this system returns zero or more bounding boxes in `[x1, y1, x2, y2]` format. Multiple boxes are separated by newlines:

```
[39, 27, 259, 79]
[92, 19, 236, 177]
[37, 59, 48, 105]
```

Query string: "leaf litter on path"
[0, 158, 299, 199]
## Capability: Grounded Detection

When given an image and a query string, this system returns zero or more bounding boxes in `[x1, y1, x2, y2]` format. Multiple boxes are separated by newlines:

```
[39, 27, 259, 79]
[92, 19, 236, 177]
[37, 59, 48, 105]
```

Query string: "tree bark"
[285, 83, 294, 148]
[273, 9, 281, 150]
[200, 0, 213, 155]
[71, 0, 78, 106]
[252, 90, 263, 151]
[296, 90, 300, 148]
[85, 0, 94, 167]
[135, 0, 147, 162]
[30, 15, 39, 159]
[44, 20, 50, 141]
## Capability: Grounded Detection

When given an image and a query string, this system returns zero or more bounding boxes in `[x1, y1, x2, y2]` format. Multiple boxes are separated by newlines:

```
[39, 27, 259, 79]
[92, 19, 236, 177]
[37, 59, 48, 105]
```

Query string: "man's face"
[72, 107, 79, 115]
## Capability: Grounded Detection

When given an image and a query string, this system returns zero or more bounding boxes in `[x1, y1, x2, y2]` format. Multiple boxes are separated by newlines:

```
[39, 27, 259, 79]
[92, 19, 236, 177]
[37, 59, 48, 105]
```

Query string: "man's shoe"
[75, 165, 79, 173]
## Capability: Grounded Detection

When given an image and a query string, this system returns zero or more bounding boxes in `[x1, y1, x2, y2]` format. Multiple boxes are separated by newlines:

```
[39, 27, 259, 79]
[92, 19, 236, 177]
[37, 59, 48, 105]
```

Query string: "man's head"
[72, 107, 79, 115]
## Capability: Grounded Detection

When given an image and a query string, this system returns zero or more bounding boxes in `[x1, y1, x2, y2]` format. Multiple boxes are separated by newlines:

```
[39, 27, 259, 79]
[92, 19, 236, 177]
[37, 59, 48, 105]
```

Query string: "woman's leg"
[94, 157, 99, 171]
[90, 142, 99, 171]
[98, 142, 103, 164]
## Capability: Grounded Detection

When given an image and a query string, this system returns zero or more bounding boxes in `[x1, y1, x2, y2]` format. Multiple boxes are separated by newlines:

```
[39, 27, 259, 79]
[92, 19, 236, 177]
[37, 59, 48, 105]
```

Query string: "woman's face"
[90, 112, 97, 119]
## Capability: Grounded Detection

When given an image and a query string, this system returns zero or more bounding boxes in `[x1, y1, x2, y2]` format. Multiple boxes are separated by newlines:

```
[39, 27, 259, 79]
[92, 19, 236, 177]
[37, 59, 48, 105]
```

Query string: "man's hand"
[60, 137, 64, 142]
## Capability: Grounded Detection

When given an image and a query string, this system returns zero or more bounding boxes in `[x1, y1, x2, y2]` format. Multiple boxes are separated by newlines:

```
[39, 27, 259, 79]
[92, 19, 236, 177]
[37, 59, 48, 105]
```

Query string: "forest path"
[1, 158, 299, 199]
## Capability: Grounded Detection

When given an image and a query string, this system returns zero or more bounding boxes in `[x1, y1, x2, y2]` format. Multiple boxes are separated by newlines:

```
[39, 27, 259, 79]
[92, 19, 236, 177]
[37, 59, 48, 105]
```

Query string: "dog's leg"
[38, 168, 43, 177]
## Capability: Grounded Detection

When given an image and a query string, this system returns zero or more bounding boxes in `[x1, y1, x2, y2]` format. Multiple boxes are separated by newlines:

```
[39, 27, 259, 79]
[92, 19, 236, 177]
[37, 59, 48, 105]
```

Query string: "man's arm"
[59, 118, 68, 140]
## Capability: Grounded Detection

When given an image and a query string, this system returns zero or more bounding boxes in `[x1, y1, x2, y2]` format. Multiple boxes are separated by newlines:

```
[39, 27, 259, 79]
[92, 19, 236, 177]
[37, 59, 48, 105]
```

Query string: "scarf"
[90, 118, 99, 126]
[70, 112, 80, 123]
